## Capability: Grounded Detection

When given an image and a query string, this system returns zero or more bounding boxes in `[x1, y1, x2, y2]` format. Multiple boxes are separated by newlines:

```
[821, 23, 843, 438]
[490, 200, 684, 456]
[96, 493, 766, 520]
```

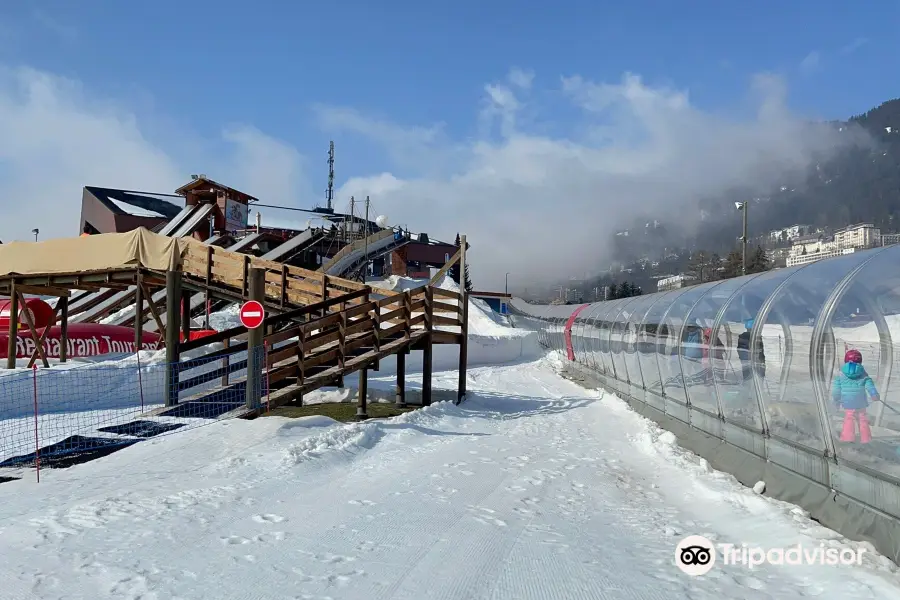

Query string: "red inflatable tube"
[0, 297, 56, 330]
[0, 324, 163, 359]
[564, 304, 591, 361]
[0, 296, 226, 360]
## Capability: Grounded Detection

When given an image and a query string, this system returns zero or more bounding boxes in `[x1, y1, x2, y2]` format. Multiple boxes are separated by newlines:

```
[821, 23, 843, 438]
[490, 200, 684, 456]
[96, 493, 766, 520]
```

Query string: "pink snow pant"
[840, 409, 872, 443]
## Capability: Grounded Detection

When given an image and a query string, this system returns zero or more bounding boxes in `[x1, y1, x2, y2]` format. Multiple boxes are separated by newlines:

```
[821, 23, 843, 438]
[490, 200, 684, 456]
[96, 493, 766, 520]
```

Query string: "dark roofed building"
[80, 187, 184, 235]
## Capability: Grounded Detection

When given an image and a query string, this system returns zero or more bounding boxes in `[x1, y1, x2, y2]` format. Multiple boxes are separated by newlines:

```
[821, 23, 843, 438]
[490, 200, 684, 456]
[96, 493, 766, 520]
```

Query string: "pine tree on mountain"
[464, 263, 473, 293]
[748, 245, 771, 274]
[721, 249, 743, 279]
[449, 233, 462, 286]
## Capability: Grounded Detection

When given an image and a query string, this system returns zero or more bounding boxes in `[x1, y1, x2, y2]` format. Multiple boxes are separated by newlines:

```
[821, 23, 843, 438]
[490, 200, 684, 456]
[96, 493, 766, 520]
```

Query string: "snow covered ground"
[0, 354, 899, 599]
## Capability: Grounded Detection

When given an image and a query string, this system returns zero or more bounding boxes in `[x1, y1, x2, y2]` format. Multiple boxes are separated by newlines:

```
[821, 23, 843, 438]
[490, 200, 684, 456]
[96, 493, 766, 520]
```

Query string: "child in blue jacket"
[832, 349, 878, 443]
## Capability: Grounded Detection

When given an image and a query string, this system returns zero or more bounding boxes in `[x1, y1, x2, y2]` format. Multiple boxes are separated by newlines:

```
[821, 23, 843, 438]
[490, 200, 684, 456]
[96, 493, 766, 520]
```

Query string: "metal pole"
[742, 202, 748, 276]
[246, 268, 266, 411]
[505, 272, 509, 295]
[349, 196, 355, 242]
[363, 196, 370, 283]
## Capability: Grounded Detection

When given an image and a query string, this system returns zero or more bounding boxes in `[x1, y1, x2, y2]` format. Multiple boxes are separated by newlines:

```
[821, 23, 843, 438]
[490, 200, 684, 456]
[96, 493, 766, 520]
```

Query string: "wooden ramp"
[166, 242, 470, 416]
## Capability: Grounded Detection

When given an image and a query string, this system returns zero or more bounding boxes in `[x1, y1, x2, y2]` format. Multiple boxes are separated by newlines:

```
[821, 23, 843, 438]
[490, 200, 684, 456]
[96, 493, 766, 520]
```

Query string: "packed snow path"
[0, 357, 898, 599]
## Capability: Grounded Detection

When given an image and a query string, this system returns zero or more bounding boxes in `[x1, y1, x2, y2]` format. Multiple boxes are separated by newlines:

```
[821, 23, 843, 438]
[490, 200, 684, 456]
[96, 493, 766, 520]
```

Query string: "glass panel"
[681, 274, 765, 414]
[590, 304, 610, 373]
[757, 249, 881, 451]
[821, 247, 900, 477]
[620, 295, 660, 389]
[715, 268, 803, 431]
[641, 290, 688, 395]
[609, 297, 642, 383]
[598, 301, 623, 377]
[597, 300, 621, 377]
[658, 282, 720, 404]
[572, 306, 592, 364]
[576, 305, 601, 366]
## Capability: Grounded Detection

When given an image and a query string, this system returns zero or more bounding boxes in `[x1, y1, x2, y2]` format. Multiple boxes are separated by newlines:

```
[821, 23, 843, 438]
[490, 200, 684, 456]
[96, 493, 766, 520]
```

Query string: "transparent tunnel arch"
[508, 246, 900, 477]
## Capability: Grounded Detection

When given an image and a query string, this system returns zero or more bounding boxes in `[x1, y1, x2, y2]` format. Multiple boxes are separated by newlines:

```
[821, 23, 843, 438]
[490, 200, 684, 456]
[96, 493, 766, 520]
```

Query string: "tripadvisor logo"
[675, 535, 866, 576]
[675, 535, 716, 576]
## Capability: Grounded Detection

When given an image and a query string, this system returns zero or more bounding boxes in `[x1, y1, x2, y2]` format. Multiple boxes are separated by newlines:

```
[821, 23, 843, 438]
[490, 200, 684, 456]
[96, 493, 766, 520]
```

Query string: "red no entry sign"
[239, 300, 265, 329]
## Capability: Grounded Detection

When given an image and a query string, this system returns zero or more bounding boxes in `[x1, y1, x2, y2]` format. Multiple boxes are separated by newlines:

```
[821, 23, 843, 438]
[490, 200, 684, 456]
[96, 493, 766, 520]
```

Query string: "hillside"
[605, 98, 900, 266]
[527, 98, 900, 301]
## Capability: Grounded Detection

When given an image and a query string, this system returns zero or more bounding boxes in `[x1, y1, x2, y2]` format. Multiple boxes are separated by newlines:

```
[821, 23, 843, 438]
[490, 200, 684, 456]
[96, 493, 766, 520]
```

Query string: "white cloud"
[508, 67, 534, 90]
[840, 38, 868, 55]
[0, 62, 866, 293]
[0, 66, 310, 242]
[324, 72, 866, 289]
[799, 51, 821, 74]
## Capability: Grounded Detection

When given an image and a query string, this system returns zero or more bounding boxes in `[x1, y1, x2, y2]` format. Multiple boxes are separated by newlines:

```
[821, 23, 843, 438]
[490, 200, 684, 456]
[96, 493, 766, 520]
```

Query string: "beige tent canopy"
[0, 228, 189, 278]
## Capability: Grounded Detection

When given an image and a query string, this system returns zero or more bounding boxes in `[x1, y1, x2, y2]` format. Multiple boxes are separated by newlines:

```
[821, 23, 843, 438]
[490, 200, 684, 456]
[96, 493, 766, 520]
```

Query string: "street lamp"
[32, 228, 39, 242]
[735, 201, 748, 275]
[505, 272, 510, 295]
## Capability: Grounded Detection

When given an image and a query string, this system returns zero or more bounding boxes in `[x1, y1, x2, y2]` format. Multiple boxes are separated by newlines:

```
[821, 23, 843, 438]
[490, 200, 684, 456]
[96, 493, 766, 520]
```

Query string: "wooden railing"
[180, 240, 366, 309]
[174, 283, 465, 406]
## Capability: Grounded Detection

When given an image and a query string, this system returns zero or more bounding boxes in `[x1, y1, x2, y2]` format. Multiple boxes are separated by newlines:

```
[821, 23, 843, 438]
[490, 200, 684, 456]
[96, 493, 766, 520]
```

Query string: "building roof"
[175, 176, 258, 201]
[86, 186, 183, 220]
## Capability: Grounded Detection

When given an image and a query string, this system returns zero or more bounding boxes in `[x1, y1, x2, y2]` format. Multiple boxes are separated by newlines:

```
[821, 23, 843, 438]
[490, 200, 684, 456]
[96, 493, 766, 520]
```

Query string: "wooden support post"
[142, 283, 166, 339]
[5, 280, 18, 369]
[59, 295, 69, 363]
[245, 267, 266, 411]
[371, 288, 380, 371]
[297, 329, 305, 406]
[321, 275, 329, 318]
[18, 292, 49, 368]
[396, 350, 407, 408]
[356, 367, 368, 420]
[457, 234, 468, 404]
[27, 300, 60, 368]
[134, 271, 144, 353]
[422, 286, 434, 406]
[221, 337, 230, 387]
[242, 255, 251, 298]
[338, 311, 347, 371]
[164, 270, 182, 407]
[180, 290, 191, 343]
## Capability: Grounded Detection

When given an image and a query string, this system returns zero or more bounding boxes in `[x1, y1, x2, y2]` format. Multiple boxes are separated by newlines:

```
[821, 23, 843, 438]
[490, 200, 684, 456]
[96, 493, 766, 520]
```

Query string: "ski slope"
[0, 354, 898, 599]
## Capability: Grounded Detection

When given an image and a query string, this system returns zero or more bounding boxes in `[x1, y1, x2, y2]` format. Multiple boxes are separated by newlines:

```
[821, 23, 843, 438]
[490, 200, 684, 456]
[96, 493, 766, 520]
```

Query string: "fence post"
[245, 267, 266, 411]
[457, 234, 468, 404]
[134, 270, 144, 353]
[59, 295, 69, 363]
[6, 279, 18, 369]
[164, 270, 182, 407]
[422, 286, 434, 406]
[221, 337, 230, 387]
[265, 340, 271, 414]
[32, 365, 40, 482]
[357, 367, 369, 420]
[396, 350, 407, 408]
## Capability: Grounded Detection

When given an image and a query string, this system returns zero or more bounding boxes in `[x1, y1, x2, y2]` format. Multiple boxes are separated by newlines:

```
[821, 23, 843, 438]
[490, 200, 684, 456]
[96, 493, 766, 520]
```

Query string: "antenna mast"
[326, 141, 335, 210]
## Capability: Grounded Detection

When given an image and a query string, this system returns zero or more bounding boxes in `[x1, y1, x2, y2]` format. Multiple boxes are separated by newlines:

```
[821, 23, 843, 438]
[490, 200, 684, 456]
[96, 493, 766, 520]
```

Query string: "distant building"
[80, 187, 184, 235]
[769, 224, 813, 242]
[783, 225, 878, 268]
[833, 223, 880, 250]
[657, 274, 696, 292]
[882, 233, 900, 246]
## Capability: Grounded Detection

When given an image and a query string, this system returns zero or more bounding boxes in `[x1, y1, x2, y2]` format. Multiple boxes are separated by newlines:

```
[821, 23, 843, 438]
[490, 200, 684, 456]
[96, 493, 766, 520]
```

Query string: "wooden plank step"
[264, 332, 425, 408]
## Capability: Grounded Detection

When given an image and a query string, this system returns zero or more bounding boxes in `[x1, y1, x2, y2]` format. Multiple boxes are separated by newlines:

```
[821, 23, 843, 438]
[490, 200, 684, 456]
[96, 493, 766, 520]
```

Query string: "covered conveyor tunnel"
[509, 245, 900, 564]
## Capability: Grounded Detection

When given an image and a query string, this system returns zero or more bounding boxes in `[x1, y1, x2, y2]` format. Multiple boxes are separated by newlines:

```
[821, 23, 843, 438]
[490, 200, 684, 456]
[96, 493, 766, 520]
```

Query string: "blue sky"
[2, 1, 893, 165]
[0, 1, 895, 284]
